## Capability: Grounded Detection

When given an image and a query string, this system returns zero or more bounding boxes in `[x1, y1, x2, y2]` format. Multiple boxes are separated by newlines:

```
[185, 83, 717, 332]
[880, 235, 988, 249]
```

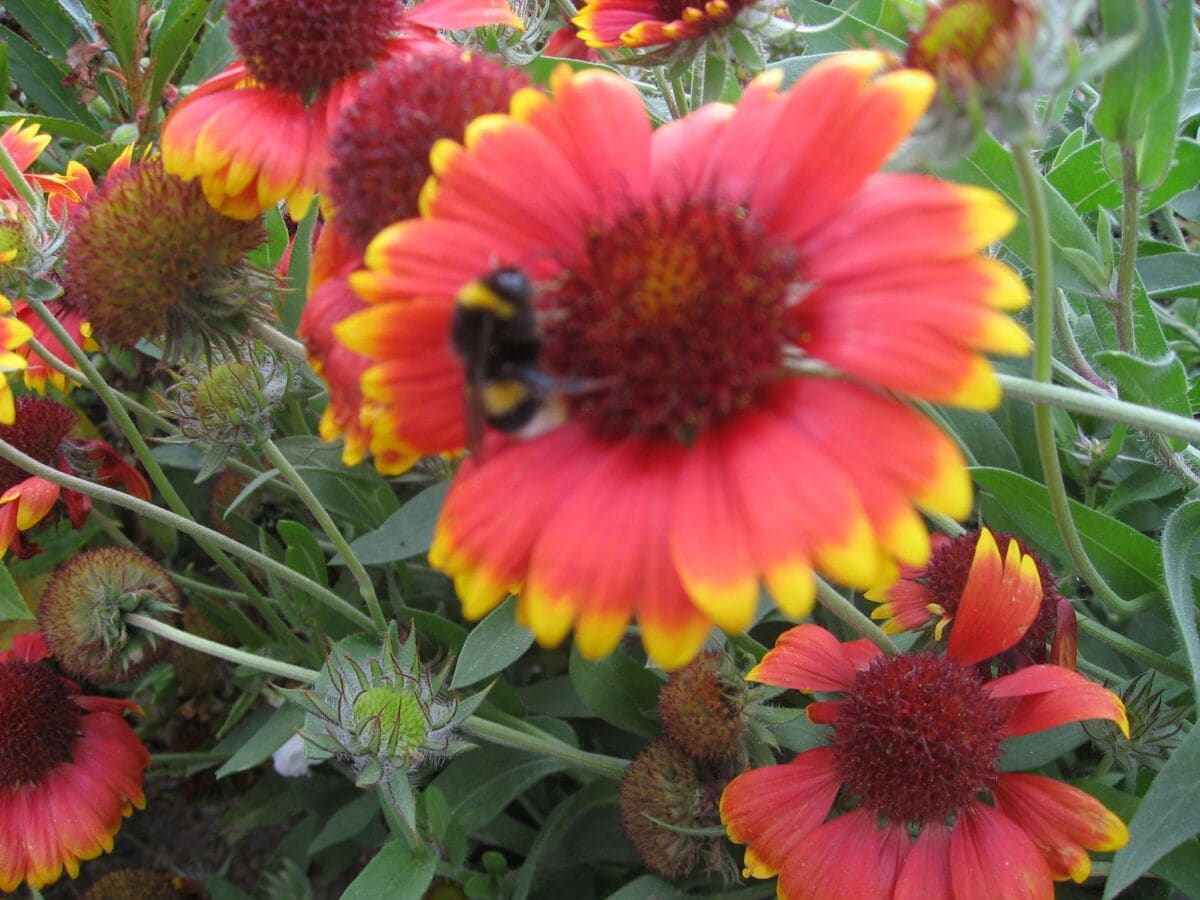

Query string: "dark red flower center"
[229, 0, 401, 98]
[0, 396, 77, 493]
[326, 55, 528, 252]
[539, 199, 796, 442]
[0, 660, 82, 786]
[831, 652, 1006, 824]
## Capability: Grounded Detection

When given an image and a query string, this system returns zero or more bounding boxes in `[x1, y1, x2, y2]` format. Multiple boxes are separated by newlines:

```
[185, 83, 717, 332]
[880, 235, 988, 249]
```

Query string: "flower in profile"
[37, 548, 181, 685]
[64, 157, 269, 359]
[719, 546, 1130, 897]
[0, 396, 151, 558]
[867, 527, 1077, 672]
[301, 52, 528, 468]
[341, 54, 1031, 668]
[0, 120, 90, 214]
[161, 0, 522, 221]
[0, 631, 150, 892]
[0, 294, 34, 422]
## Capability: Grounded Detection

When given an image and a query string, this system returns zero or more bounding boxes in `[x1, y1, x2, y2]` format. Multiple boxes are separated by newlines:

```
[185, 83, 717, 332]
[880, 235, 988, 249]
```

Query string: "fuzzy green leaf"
[1159, 500, 1200, 699]
[451, 596, 534, 688]
[341, 840, 436, 900]
[0, 561, 32, 621]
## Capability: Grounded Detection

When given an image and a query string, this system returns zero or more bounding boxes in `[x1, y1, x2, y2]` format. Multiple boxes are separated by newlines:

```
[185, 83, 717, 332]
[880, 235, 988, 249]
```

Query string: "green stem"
[1012, 146, 1140, 618]
[250, 319, 308, 363]
[0, 136, 40, 209]
[652, 68, 682, 119]
[377, 782, 422, 847]
[1052, 291, 1113, 394]
[259, 437, 386, 632]
[815, 577, 898, 655]
[1114, 144, 1140, 354]
[0, 435, 375, 630]
[1077, 615, 1189, 684]
[170, 570, 249, 601]
[126, 613, 320, 682]
[460, 716, 629, 780]
[998, 373, 1200, 443]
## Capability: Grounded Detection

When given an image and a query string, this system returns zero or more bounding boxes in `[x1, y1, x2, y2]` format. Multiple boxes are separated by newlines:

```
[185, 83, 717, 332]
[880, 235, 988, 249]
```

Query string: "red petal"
[994, 774, 1128, 882]
[948, 528, 1043, 666]
[987, 665, 1129, 737]
[748, 623, 877, 692]
[720, 748, 842, 878]
[776, 810, 900, 900]
[949, 802, 1053, 900]
[894, 822, 952, 900]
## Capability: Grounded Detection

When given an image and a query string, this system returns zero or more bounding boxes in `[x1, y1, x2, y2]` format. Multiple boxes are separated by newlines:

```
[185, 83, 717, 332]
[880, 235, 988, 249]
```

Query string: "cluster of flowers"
[0, 0, 1142, 894]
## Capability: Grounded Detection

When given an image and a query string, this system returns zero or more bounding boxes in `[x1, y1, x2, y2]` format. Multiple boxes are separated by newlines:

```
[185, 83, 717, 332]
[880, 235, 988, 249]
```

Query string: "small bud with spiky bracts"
[63, 156, 272, 361]
[163, 343, 295, 481]
[1085, 672, 1190, 776]
[619, 738, 739, 882]
[287, 624, 486, 831]
[37, 548, 180, 685]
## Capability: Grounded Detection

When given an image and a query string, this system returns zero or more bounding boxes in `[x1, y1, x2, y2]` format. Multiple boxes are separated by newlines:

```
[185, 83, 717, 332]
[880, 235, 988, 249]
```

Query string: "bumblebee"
[451, 267, 566, 454]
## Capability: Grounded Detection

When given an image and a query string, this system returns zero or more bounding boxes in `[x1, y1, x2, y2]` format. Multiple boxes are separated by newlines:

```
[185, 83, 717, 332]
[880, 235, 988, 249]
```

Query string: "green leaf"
[205, 876, 257, 900]
[340, 840, 436, 900]
[511, 780, 618, 900]
[1137, 252, 1200, 298]
[216, 703, 305, 778]
[0, 111, 105, 145]
[451, 596, 534, 688]
[308, 792, 379, 855]
[1, 26, 102, 129]
[1106, 725, 1200, 898]
[278, 519, 330, 589]
[787, 0, 906, 52]
[607, 877, 690, 900]
[1135, 0, 1194, 189]
[83, 0, 140, 73]
[569, 644, 661, 738]
[429, 744, 569, 831]
[972, 467, 1162, 597]
[934, 134, 1105, 294]
[998, 724, 1087, 772]
[0, 561, 32, 621]
[147, 0, 209, 112]
[181, 16, 233, 85]
[1095, 350, 1192, 449]
[339, 482, 449, 565]
[1094, 0, 1172, 144]
[1159, 500, 1200, 699]
[3, 0, 84, 60]
[1048, 139, 1200, 214]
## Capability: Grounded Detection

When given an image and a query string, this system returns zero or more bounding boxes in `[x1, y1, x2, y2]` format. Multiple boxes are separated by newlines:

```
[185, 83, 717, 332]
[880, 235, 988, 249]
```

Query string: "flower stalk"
[815, 577, 899, 654]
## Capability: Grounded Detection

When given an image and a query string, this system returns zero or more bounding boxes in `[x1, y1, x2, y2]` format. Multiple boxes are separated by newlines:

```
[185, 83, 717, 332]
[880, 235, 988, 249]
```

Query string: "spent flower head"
[38, 547, 180, 685]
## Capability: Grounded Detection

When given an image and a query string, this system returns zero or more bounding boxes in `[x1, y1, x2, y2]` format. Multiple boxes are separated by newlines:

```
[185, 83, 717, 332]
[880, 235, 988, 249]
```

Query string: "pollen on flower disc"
[229, 0, 402, 97]
[0, 396, 77, 493]
[540, 198, 795, 442]
[0, 659, 81, 785]
[325, 54, 529, 251]
[64, 158, 264, 348]
[831, 652, 1006, 823]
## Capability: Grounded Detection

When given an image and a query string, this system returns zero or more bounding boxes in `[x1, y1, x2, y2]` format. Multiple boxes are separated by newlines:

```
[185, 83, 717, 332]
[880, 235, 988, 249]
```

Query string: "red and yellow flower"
[340, 53, 1031, 668]
[0, 120, 91, 216]
[0, 631, 150, 892]
[720, 533, 1129, 898]
[0, 295, 34, 421]
[573, 0, 750, 48]
[161, 0, 521, 221]
[0, 397, 151, 558]
[868, 528, 1078, 671]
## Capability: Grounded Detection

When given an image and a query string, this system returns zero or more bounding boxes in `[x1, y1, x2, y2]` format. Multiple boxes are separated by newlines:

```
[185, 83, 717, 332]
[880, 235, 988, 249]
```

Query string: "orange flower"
[0, 120, 91, 214]
[720, 535, 1129, 897]
[573, 0, 748, 48]
[161, 0, 521, 220]
[0, 295, 34, 422]
[9, 299, 98, 394]
[0, 632, 150, 892]
[301, 53, 527, 465]
[867, 528, 1078, 671]
[340, 54, 1031, 668]
[0, 397, 150, 558]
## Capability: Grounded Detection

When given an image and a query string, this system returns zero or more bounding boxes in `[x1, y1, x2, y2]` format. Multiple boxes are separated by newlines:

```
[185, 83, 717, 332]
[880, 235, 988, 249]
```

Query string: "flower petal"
[720, 748, 842, 878]
[947, 528, 1043, 666]
[987, 665, 1129, 737]
[949, 802, 1053, 900]
[747, 623, 878, 692]
[894, 821, 952, 900]
[994, 774, 1128, 883]
[776, 810, 902, 900]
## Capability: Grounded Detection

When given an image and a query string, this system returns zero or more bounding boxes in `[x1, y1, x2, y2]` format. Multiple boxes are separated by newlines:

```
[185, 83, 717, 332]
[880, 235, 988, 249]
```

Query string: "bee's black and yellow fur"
[451, 268, 560, 452]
